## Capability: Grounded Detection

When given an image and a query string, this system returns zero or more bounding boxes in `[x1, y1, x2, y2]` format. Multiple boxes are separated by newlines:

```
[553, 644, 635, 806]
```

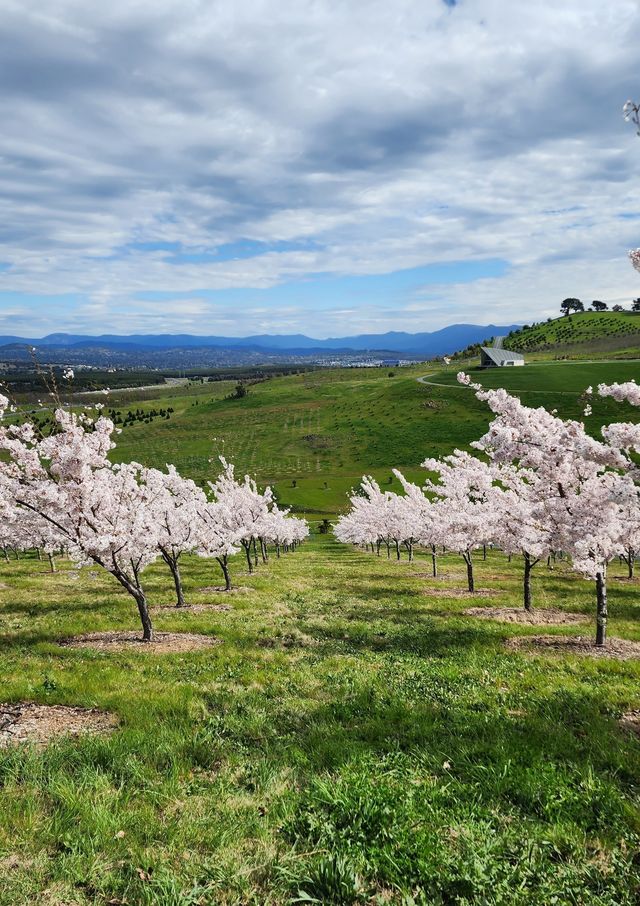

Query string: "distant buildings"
[480, 347, 525, 368]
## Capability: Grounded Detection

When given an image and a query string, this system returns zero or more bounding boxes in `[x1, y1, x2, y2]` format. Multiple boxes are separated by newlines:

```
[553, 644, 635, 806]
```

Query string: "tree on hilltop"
[560, 298, 583, 315]
[591, 300, 608, 311]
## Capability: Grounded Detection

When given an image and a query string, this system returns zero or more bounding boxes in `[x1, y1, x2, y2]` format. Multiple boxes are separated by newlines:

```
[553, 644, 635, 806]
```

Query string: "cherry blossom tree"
[207, 458, 274, 576]
[0, 400, 162, 641]
[392, 470, 441, 575]
[335, 477, 391, 553]
[195, 498, 242, 591]
[486, 462, 555, 610]
[465, 375, 640, 644]
[144, 465, 207, 607]
[421, 449, 504, 593]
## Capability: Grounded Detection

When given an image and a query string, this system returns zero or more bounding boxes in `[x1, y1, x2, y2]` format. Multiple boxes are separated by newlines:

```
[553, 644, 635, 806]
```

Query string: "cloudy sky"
[1, 0, 639, 338]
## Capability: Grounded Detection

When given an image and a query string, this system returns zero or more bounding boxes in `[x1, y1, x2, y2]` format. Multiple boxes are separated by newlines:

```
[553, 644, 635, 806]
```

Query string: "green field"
[103, 359, 640, 516]
[2, 540, 640, 904]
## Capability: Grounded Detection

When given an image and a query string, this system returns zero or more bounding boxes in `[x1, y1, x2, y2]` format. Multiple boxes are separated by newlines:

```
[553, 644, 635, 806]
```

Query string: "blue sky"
[0, 0, 639, 338]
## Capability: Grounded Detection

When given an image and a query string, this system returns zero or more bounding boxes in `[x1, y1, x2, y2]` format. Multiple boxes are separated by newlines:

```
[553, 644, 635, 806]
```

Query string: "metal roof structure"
[480, 346, 524, 365]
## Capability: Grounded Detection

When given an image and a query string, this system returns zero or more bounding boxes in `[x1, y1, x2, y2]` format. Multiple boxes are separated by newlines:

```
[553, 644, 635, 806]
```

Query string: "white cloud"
[0, 0, 639, 336]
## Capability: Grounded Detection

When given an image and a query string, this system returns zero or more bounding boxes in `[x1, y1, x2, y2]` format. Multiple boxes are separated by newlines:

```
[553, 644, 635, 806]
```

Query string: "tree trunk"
[216, 555, 232, 591]
[431, 544, 438, 578]
[627, 548, 635, 579]
[376, 540, 381, 556]
[111, 566, 153, 641]
[260, 538, 268, 563]
[386, 541, 390, 559]
[395, 540, 401, 560]
[463, 551, 474, 593]
[243, 541, 253, 574]
[252, 537, 258, 567]
[523, 551, 538, 612]
[2, 547, 8, 563]
[48, 552, 56, 573]
[37, 548, 42, 561]
[160, 549, 186, 607]
[595, 568, 608, 647]
[134, 589, 153, 642]
[483, 544, 487, 561]
[171, 558, 186, 606]
[407, 540, 413, 562]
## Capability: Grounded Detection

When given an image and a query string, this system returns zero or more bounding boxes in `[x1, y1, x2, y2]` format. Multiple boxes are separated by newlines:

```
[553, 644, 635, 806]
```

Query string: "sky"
[1, 0, 639, 338]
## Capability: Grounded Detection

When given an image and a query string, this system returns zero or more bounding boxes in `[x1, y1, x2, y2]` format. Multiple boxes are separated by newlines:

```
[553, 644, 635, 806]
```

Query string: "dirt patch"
[619, 711, 640, 736]
[0, 702, 118, 748]
[154, 603, 232, 613]
[505, 635, 640, 661]
[256, 631, 319, 649]
[198, 585, 251, 594]
[59, 631, 222, 653]
[422, 588, 498, 599]
[463, 607, 589, 625]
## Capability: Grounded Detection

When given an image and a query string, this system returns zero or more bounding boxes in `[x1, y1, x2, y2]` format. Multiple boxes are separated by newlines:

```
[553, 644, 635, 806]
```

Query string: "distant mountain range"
[0, 323, 521, 364]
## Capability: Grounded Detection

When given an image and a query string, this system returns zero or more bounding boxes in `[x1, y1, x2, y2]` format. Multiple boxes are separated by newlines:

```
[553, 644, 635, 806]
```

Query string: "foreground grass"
[1, 539, 640, 904]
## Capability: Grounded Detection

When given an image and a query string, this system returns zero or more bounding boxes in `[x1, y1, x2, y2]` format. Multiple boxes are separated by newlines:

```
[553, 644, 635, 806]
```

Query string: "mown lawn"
[1, 538, 640, 904]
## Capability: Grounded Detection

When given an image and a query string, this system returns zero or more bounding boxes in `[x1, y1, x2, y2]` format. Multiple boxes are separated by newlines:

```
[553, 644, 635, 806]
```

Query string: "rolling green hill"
[504, 310, 640, 359]
[106, 357, 640, 517]
[451, 311, 640, 362]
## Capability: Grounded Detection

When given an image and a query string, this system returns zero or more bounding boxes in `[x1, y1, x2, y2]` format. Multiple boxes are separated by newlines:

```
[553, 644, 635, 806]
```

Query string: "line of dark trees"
[561, 298, 640, 314]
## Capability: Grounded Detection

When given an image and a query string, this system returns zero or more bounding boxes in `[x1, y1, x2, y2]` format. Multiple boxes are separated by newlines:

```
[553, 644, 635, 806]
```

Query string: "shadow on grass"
[284, 618, 502, 659]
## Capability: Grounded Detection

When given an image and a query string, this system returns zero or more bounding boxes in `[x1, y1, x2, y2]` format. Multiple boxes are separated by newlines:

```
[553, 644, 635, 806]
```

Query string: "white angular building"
[480, 346, 525, 367]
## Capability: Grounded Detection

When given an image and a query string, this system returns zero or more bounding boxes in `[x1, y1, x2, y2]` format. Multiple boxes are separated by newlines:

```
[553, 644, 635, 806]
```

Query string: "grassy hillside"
[504, 311, 640, 359]
[105, 358, 640, 516]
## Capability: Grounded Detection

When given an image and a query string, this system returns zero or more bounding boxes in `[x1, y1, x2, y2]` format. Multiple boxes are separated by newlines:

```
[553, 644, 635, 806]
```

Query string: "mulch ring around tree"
[505, 635, 640, 661]
[463, 607, 589, 625]
[422, 588, 498, 599]
[153, 603, 232, 613]
[0, 702, 118, 748]
[198, 585, 251, 594]
[619, 711, 640, 736]
[59, 631, 222, 654]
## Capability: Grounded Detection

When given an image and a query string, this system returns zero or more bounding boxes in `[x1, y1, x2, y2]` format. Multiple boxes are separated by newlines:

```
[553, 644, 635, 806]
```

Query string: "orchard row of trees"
[336, 375, 640, 648]
[0, 396, 308, 641]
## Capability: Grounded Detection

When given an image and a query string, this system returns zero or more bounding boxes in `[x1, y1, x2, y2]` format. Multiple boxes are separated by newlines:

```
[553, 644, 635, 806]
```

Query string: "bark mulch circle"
[505, 635, 640, 661]
[619, 711, 640, 736]
[463, 607, 589, 625]
[198, 585, 251, 594]
[422, 588, 498, 599]
[154, 603, 232, 613]
[0, 702, 118, 748]
[59, 631, 222, 653]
